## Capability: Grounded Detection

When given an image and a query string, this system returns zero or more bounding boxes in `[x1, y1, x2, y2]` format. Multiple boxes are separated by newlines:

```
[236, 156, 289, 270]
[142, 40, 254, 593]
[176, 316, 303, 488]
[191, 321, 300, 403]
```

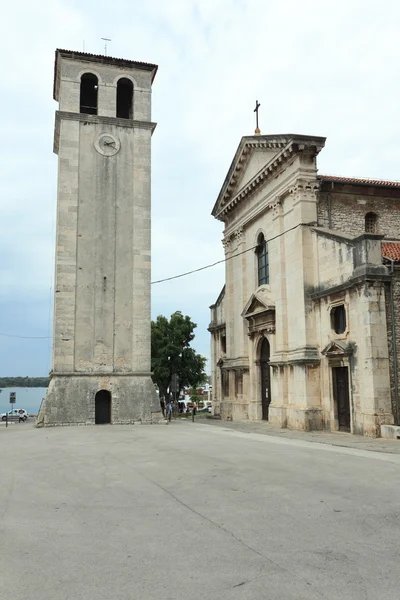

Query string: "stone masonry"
[37, 49, 162, 426]
[209, 135, 400, 437]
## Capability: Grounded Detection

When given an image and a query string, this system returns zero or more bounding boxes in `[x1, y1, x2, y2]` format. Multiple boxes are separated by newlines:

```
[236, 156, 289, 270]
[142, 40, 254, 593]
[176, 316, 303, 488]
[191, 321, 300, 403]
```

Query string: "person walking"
[192, 403, 197, 422]
[166, 400, 173, 422]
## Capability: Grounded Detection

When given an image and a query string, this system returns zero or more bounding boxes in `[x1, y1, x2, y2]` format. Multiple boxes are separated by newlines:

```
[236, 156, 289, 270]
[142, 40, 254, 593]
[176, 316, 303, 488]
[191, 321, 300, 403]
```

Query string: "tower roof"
[53, 48, 158, 100]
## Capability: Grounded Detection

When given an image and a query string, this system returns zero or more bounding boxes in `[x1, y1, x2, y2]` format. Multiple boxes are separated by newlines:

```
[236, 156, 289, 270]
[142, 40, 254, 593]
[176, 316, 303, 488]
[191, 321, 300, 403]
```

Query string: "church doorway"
[332, 367, 350, 431]
[260, 338, 271, 420]
[95, 390, 111, 424]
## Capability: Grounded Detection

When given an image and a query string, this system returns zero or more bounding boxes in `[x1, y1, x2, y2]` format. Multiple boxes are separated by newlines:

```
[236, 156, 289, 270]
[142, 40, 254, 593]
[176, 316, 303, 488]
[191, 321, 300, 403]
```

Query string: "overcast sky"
[1, 0, 400, 376]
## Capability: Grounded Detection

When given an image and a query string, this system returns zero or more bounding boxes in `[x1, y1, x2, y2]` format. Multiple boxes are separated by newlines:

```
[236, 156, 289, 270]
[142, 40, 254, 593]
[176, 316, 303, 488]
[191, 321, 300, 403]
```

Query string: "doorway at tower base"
[36, 374, 163, 427]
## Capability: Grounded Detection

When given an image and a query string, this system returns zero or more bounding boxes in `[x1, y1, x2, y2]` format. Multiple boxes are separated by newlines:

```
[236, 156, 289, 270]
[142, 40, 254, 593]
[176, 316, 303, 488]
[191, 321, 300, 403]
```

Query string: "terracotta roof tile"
[318, 174, 400, 188]
[382, 242, 400, 261]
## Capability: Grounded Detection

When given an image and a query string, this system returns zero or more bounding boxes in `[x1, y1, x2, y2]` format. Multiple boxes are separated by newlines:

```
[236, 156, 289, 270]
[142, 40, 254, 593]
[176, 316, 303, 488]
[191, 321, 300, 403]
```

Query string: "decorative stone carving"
[289, 179, 320, 202]
[234, 227, 244, 242]
[222, 235, 232, 250]
[267, 197, 282, 217]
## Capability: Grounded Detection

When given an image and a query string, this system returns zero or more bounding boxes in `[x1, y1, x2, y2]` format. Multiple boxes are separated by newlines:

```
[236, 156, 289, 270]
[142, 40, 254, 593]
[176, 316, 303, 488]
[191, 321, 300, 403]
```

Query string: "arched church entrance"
[260, 338, 271, 420]
[95, 390, 111, 424]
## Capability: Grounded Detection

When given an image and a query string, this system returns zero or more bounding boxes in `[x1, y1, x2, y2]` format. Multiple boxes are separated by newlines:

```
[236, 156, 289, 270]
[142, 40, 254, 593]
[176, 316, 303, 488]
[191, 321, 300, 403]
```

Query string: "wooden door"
[95, 390, 111, 424]
[332, 367, 350, 431]
[260, 339, 271, 420]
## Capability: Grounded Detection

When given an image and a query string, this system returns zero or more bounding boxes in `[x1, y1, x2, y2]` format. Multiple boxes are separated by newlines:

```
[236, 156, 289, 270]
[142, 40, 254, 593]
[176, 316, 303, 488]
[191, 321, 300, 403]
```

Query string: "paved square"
[1, 420, 400, 599]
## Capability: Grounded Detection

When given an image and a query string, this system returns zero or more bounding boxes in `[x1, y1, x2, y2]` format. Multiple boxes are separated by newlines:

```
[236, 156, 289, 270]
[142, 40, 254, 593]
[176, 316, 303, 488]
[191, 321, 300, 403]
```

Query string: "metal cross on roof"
[254, 100, 261, 135]
[101, 37, 111, 55]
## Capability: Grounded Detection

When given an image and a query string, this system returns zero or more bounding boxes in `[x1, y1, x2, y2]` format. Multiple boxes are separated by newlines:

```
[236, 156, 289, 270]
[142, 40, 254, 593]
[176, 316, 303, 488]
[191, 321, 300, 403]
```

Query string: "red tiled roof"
[319, 175, 400, 188]
[382, 242, 400, 261]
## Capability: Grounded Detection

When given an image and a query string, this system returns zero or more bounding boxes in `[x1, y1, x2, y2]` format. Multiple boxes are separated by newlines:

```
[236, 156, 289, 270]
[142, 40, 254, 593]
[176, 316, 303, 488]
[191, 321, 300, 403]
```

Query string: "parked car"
[1, 409, 28, 422]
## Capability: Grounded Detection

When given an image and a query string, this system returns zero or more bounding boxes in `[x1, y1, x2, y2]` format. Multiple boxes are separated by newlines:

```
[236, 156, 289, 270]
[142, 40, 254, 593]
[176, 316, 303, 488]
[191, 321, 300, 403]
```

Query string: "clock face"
[94, 133, 121, 157]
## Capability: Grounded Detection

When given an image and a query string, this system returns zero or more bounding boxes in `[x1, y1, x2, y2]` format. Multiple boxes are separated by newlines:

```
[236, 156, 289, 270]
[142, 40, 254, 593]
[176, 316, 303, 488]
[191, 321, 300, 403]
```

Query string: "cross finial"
[101, 37, 112, 55]
[254, 100, 261, 135]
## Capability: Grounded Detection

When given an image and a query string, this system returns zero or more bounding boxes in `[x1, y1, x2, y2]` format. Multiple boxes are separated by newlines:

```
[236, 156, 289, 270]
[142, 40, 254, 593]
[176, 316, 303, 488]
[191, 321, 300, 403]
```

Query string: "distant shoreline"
[0, 378, 50, 388]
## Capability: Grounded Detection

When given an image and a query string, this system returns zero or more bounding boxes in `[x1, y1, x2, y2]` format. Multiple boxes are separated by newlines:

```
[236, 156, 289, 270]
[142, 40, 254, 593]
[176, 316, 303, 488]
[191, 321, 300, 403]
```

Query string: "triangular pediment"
[233, 148, 278, 195]
[321, 340, 355, 356]
[241, 293, 274, 318]
[211, 133, 326, 221]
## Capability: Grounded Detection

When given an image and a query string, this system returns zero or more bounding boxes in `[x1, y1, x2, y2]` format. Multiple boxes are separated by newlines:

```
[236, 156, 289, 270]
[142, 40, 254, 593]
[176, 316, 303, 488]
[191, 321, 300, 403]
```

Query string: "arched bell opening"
[80, 73, 98, 115]
[116, 78, 133, 119]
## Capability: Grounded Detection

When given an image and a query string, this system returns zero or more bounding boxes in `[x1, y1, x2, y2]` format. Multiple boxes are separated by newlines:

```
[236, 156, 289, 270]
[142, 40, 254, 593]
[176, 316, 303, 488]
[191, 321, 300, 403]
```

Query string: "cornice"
[53, 111, 157, 154]
[269, 358, 320, 367]
[218, 357, 250, 371]
[207, 322, 226, 333]
[50, 371, 153, 377]
[311, 271, 391, 300]
[269, 345, 320, 367]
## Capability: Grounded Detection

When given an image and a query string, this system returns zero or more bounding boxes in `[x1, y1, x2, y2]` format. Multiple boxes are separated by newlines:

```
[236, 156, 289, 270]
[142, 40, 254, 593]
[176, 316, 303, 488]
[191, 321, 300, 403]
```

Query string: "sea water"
[0, 388, 47, 415]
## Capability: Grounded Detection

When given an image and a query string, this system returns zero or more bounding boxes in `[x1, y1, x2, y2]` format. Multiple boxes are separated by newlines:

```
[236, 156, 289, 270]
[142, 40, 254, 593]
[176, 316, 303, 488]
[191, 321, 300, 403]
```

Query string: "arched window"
[80, 73, 98, 115]
[365, 212, 378, 233]
[256, 233, 269, 286]
[116, 78, 133, 119]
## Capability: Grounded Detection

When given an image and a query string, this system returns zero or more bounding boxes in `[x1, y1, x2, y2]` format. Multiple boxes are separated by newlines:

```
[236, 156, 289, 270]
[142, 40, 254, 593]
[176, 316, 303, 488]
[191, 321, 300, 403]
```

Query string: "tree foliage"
[151, 312, 207, 400]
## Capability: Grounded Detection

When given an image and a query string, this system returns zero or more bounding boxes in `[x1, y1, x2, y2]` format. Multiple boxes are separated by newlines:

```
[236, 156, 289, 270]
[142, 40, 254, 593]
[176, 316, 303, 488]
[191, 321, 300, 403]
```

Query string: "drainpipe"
[383, 255, 399, 425]
[327, 182, 333, 229]
[348, 349, 355, 434]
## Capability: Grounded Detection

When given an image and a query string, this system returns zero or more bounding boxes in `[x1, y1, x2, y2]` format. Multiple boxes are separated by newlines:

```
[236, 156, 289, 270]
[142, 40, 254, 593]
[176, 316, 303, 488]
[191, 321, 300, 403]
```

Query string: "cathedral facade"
[209, 134, 400, 437]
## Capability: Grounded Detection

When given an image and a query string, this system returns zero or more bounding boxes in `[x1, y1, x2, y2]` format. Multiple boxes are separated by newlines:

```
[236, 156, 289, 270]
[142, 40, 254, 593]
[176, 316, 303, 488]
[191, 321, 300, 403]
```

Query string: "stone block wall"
[318, 189, 400, 238]
[37, 375, 161, 426]
[57, 56, 153, 121]
[312, 231, 354, 291]
[385, 267, 400, 425]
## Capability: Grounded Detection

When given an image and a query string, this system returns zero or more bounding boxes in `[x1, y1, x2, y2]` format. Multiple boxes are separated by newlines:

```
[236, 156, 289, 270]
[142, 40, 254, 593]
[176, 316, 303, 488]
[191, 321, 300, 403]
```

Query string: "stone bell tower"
[37, 49, 161, 426]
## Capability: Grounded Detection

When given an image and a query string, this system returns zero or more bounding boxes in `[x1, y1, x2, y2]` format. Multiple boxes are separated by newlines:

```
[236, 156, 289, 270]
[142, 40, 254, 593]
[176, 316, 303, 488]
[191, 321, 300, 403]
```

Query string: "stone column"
[222, 235, 234, 357]
[283, 179, 322, 429]
[352, 282, 393, 436]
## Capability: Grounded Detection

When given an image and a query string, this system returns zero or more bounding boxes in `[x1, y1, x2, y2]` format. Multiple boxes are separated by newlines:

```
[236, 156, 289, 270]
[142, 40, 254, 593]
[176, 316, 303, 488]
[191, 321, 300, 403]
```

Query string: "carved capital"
[289, 178, 320, 200]
[222, 235, 232, 251]
[234, 227, 244, 242]
[267, 196, 282, 216]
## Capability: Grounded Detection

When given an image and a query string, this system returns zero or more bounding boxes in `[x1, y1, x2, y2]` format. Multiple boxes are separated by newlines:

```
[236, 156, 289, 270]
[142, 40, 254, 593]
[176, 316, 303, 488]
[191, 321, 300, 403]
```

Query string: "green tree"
[151, 312, 207, 401]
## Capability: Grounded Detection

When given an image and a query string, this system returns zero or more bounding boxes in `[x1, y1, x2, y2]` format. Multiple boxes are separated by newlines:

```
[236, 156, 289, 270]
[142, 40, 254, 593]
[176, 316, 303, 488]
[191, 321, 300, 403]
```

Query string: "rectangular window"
[331, 305, 346, 334]
[257, 237, 269, 286]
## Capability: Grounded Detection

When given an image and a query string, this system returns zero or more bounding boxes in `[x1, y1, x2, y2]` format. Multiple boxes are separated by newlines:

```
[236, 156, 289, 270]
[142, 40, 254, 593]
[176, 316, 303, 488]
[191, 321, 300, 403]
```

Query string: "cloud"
[1, 0, 400, 374]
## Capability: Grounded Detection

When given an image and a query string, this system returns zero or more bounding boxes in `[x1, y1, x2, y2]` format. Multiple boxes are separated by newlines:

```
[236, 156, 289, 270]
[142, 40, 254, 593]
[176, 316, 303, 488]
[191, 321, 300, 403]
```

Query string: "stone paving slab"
[1, 421, 400, 600]
[196, 417, 400, 454]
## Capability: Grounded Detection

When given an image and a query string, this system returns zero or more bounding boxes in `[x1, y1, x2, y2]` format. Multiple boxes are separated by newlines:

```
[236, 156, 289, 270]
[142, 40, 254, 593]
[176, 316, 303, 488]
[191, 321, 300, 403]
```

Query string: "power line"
[0, 332, 51, 339]
[150, 222, 308, 284]
[0, 222, 310, 339]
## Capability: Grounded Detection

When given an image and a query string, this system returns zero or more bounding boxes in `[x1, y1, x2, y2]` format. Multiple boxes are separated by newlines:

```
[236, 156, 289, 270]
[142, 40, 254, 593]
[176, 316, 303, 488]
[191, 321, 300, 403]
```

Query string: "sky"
[1, 0, 400, 376]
